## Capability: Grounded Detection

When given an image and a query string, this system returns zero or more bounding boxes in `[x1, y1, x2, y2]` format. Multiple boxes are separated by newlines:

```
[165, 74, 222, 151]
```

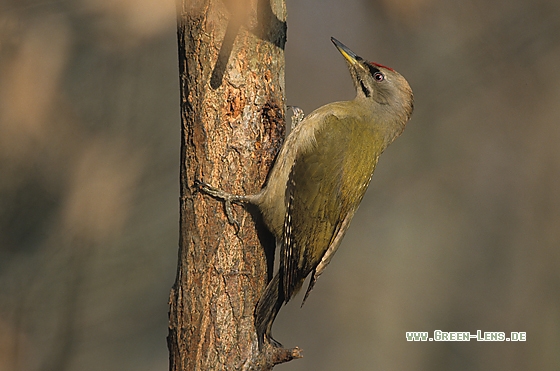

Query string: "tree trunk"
[167, 0, 300, 369]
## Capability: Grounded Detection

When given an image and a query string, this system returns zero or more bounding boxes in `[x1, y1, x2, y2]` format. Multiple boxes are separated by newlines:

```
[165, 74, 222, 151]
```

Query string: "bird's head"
[331, 37, 414, 126]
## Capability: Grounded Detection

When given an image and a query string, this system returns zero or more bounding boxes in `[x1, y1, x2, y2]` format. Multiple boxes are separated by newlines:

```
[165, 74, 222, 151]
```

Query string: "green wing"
[280, 113, 381, 303]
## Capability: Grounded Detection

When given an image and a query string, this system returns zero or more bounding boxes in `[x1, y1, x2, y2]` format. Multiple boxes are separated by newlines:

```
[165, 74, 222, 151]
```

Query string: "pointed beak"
[331, 37, 359, 65]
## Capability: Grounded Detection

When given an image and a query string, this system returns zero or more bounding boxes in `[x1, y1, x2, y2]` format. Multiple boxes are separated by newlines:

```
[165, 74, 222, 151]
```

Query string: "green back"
[281, 112, 383, 301]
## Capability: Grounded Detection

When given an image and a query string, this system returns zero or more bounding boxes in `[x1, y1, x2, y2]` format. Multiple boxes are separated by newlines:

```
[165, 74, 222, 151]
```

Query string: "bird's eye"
[373, 72, 384, 82]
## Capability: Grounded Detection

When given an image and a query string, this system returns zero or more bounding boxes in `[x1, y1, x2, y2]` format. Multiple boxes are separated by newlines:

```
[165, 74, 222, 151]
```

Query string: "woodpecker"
[199, 37, 413, 348]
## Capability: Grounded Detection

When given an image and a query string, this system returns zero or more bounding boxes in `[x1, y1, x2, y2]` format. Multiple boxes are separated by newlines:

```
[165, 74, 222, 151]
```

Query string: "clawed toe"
[195, 180, 244, 232]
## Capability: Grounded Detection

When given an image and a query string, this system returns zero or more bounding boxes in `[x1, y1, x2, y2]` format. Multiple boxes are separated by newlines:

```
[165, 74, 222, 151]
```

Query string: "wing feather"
[280, 113, 381, 303]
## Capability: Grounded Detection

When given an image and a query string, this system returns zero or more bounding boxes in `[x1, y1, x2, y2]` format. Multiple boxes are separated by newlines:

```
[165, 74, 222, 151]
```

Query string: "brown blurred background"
[1, 0, 559, 370]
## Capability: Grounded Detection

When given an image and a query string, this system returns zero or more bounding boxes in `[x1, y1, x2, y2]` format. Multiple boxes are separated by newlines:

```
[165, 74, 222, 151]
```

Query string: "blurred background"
[1, 0, 559, 370]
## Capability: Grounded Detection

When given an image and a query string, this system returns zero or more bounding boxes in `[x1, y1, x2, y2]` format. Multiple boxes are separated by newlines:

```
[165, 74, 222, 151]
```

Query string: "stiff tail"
[254, 273, 285, 349]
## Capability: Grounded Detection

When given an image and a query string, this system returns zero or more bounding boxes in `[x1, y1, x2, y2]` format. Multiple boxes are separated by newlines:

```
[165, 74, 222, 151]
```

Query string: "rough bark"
[168, 0, 300, 370]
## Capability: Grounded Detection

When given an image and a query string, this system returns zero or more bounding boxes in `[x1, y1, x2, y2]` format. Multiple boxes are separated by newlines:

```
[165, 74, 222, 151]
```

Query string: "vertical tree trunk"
[168, 0, 300, 369]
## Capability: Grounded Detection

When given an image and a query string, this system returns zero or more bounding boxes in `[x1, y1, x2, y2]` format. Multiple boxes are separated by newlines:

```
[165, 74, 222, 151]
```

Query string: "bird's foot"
[287, 105, 305, 128]
[195, 180, 247, 233]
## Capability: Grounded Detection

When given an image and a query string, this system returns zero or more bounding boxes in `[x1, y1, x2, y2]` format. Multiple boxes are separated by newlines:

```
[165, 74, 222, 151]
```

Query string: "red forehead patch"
[370, 62, 394, 72]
